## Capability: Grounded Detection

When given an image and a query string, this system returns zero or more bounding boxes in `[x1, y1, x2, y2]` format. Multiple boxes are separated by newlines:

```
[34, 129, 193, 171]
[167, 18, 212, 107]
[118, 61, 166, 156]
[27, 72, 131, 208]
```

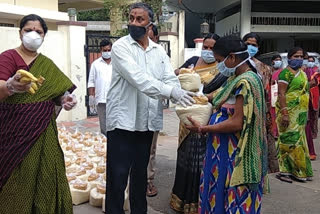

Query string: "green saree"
[276, 68, 313, 180]
[0, 53, 74, 213]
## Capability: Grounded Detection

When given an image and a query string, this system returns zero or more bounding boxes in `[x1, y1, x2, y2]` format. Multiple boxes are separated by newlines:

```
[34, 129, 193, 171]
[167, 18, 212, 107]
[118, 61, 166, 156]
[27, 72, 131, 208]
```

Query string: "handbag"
[271, 81, 278, 107]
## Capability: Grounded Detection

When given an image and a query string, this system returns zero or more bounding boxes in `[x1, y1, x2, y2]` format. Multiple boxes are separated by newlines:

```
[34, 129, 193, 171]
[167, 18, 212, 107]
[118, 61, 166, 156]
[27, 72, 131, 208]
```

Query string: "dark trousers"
[106, 129, 153, 214]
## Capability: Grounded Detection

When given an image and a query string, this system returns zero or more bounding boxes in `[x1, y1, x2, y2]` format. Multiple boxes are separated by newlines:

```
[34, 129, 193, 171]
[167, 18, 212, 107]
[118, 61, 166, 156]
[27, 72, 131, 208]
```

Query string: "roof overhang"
[0, 3, 69, 22]
[58, 0, 104, 12]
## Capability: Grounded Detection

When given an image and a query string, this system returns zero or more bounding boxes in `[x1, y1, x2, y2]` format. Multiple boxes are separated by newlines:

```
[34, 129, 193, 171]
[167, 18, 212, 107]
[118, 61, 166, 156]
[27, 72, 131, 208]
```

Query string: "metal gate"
[84, 34, 171, 116]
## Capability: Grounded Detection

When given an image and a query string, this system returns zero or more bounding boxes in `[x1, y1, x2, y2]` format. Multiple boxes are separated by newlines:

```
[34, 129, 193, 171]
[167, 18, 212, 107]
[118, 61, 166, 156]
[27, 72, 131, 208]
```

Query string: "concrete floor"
[67, 109, 320, 214]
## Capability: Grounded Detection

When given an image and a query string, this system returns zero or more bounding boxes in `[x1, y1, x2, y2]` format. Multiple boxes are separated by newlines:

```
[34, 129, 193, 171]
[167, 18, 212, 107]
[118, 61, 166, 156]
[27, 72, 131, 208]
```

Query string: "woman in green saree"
[276, 47, 313, 183]
[0, 14, 76, 213]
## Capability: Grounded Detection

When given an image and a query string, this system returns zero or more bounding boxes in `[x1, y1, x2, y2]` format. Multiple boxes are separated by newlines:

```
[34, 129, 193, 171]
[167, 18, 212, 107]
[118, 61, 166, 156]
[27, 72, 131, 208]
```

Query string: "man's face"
[148, 29, 158, 43]
[129, 8, 150, 27]
[101, 45, 112, 53]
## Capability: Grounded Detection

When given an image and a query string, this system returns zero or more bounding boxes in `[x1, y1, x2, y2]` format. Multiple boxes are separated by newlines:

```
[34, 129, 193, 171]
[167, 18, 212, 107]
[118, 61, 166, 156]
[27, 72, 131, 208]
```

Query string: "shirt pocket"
[152, 58, 165, 81]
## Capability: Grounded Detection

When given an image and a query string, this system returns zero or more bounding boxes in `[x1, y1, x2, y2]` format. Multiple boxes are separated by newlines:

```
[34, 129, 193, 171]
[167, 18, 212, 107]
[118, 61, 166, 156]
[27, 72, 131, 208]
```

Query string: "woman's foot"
[276, 174, 293, 183]
[146, 182, 158, 197]
[310, 154, 317, 161]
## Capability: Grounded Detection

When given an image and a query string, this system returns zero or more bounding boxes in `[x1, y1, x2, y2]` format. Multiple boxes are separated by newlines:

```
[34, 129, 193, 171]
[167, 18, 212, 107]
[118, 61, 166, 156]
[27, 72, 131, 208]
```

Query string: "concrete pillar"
[57, 21, 87, 122]
[240, 0, 251, 38]
[178, 10, 185, 66]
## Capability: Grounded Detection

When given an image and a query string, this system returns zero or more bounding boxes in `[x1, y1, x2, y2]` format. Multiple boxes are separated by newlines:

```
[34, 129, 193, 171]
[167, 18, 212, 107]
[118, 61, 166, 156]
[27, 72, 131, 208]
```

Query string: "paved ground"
[58, 108, 320, 214]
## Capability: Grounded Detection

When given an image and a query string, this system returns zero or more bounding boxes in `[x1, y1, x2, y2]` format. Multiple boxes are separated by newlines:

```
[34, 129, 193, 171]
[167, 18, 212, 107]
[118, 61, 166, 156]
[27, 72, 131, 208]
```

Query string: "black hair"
[271, 54, 281, 61]
[100, 39, 112, 48]
[151, 25, 158, 36]
[129, 2, 154, 23]
[287, 47, 304, 58]
[308, 56, 315, 61]
[213, 36, 248, 58]
[20, 14, 48, 35]
[213, 35, 257, 73]
[243, 32, 261, 47]
[303, 50, 309, 59]
[203, 33, 220, 42]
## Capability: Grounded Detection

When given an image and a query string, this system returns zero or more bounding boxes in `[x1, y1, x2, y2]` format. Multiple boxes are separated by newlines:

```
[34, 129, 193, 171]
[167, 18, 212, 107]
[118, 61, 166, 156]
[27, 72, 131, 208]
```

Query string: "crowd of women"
[170, 32, 319, 213]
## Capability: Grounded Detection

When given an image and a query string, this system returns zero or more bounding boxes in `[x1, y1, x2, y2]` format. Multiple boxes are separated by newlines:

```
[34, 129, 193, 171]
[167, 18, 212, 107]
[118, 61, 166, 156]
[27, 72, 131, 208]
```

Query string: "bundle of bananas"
[17, 69, 45, 94]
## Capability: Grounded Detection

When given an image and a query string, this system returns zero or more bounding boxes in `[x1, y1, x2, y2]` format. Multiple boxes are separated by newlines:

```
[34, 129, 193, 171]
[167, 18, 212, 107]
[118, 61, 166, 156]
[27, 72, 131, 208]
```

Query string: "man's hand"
[170, 87, 196, 107]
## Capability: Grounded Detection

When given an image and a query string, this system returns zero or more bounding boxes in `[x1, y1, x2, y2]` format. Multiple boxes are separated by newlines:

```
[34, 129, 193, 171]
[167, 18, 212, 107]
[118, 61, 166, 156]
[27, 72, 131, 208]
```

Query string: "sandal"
[146, 182, 158, 197]
[276, 174, 293, 183]
[310, 155, 317, 161]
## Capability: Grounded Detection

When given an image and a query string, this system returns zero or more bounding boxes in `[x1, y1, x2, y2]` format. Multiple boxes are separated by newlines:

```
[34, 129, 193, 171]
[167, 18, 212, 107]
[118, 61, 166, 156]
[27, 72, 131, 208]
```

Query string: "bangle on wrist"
[280, 107, 288, 112]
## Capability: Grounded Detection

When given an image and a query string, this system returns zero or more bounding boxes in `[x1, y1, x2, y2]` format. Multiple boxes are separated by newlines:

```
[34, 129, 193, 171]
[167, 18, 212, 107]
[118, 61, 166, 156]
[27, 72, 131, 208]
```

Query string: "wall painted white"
[0, 3, 68, 23]
[57, 25, 87, 122]
[160, 34, 179, 69]
[215, 12, 240, 36]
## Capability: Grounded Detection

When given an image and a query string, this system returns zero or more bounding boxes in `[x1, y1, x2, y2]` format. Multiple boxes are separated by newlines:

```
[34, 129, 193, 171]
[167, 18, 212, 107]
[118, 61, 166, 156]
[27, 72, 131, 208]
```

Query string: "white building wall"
[215, 12, 240, 36]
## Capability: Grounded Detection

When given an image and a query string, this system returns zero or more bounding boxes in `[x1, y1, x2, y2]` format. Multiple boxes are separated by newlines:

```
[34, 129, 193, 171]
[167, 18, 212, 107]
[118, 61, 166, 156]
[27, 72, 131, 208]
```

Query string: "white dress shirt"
[87, 57, 112, 104]
[106, 35, 180, 132]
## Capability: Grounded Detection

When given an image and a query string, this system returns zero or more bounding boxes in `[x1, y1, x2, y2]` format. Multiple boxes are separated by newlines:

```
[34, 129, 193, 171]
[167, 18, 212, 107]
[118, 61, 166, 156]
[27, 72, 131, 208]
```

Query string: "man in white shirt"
[105, 2, 195, 214]
[87, 39, 112, 136]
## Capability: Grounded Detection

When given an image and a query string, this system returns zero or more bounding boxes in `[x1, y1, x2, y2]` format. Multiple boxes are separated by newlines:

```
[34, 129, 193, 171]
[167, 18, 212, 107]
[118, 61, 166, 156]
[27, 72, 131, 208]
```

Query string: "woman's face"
[202, 38, 216, 51]
[244, 37, 258, 48]
[214, 52, 238, 68]
[20, 20, 45, 40]
[272, 57, 281, 65]
[289, 50, 304, 60]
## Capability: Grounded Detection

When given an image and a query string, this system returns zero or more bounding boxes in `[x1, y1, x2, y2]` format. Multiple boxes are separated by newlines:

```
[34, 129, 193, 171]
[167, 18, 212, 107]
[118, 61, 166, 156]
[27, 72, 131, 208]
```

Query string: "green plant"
[104, 0, 163, 22]
[77, 8, 110, 21]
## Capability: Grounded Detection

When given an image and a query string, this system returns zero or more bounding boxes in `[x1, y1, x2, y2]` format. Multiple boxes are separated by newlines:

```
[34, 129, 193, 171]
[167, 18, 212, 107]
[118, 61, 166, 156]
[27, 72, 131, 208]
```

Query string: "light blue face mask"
[303, 59, 308, 66]
[102, 51, 111, 59]
[201, 49, 215, 63]
[307, 62, 315, 68]
[247, 45, 258, 57]
[273, 60, 282, 69]
[218, 50, 250, 77]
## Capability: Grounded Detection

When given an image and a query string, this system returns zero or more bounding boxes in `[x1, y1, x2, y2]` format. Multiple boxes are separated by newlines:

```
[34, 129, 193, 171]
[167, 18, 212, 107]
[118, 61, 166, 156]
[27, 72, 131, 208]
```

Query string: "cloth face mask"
[128, 23, 152, 41]
[288, 59, 303, 70]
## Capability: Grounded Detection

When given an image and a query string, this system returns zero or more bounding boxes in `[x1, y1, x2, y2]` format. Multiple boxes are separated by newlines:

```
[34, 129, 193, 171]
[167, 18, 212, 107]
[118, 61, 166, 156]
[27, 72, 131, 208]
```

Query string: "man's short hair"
[100, 39, 112, 48]
[129, 2, 154, 23]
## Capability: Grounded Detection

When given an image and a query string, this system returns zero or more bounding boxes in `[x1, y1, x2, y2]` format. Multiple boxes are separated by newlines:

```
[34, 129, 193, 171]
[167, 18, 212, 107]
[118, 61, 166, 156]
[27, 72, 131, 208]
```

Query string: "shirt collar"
[99, 57, 112, 65]
[128, 35, 157, 51]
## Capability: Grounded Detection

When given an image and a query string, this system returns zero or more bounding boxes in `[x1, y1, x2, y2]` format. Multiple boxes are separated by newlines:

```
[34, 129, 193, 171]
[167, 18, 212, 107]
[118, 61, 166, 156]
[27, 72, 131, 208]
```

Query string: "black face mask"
[128, 23, 151, 41]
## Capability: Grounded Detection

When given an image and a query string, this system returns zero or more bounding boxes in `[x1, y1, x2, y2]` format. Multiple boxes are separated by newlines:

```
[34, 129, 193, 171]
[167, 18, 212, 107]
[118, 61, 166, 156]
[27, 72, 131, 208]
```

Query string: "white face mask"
[307, 62, 315, 68]
[218, 50, 250, 77]
[273, 60, 282, 69]
[102, 51, 111, 59]
[22, 31, 43, 52]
